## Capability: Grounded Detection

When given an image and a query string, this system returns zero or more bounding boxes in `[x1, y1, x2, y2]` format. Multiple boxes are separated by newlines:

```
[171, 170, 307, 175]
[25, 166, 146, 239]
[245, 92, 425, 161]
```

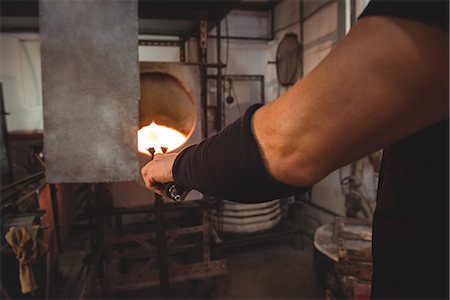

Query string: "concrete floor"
[53, 229, 324, 299]
[224, 241, 324, 299]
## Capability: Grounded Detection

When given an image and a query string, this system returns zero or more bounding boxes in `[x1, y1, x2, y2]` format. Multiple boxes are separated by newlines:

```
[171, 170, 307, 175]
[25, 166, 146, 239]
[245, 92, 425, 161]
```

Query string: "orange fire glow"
[137, 122, 187, 155]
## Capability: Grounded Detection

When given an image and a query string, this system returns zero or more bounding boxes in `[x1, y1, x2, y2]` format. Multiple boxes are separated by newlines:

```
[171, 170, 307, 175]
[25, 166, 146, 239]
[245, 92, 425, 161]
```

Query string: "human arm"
[141, 12, 448, 200]
[253, 15, 448, 187]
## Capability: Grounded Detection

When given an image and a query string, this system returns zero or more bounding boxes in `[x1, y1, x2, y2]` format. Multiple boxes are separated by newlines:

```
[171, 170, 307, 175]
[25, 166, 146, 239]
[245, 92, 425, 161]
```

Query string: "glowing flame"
[138, 122, 187, 155]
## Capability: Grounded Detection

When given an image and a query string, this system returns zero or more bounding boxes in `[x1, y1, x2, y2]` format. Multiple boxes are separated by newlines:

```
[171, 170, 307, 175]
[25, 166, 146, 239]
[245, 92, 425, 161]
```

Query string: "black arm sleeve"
[172, 104, 309, 203]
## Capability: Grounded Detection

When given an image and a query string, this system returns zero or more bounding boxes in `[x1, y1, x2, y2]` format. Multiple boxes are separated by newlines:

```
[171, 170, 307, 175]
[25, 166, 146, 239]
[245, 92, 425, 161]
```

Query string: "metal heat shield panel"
[41, 0, 140, 183]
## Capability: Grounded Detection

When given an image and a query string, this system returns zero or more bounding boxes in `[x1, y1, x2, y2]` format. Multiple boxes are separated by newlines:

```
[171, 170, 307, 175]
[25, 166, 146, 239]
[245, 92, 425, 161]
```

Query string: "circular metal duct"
[276, 33, 300, 87]
[139, 72, 196, 139]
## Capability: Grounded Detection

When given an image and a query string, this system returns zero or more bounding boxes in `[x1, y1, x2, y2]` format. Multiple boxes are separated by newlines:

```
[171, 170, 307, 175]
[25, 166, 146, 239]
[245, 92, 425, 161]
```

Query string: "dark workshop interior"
[1, 0, 446, 299]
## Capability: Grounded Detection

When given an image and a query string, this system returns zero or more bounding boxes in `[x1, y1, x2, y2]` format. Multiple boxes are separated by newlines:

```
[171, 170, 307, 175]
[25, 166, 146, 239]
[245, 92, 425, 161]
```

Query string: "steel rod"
[86, 199, 210, 217]
[0, 172, 44, 194]
[154, 194, 170, 298]
[207, 35, 272, 41]
[183, 62, 226, 68]
[207, 74, 265, 104]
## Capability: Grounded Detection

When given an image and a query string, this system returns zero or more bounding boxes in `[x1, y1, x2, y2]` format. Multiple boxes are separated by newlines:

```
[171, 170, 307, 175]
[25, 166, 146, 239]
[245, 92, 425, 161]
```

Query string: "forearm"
[253, 16, 449, 187]
[172, 105, 309, 202]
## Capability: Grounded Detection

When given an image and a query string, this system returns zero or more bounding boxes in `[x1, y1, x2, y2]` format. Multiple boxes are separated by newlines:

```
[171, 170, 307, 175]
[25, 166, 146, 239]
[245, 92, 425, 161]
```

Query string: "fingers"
[140, 160, 165, 196]
[141, 153, 177, 193]
[141, 162, 156, 189]
[140, 162, 150, 187]
[141, 153, 158, 188]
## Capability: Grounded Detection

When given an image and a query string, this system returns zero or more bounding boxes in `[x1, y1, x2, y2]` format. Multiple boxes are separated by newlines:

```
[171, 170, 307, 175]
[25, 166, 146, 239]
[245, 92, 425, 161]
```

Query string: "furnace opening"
[138, 72, 196, 155]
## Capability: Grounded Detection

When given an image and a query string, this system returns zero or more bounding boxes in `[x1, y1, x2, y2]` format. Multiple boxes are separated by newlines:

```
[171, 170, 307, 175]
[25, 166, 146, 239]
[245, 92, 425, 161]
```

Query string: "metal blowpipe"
[147, 147, 187, 203]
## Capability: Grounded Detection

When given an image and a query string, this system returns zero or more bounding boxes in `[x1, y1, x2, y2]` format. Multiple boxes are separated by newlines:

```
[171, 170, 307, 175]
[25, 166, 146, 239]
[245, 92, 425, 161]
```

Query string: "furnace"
[138, 63, 200, 154]
[111, 62, 203, 207]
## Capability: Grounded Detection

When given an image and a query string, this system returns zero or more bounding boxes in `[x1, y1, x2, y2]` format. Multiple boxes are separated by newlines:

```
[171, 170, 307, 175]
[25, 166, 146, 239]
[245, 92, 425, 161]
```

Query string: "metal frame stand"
[154, 194, 170, 298]
[85, 199, 227, 299]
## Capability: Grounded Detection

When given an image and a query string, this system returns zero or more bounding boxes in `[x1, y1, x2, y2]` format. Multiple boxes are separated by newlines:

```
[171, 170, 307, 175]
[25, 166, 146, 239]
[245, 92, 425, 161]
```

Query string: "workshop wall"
[267, 0, 301, 101]
[303, 2, 339, 74]
[0, 33, 181, 135]
[207, 9, 271, 130]
[138, 35, 180, 62]
[0, 33, 43, 134]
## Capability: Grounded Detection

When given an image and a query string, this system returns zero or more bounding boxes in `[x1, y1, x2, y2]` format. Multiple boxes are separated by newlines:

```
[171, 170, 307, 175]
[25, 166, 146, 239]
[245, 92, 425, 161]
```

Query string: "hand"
[141, 152, 178, 195]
